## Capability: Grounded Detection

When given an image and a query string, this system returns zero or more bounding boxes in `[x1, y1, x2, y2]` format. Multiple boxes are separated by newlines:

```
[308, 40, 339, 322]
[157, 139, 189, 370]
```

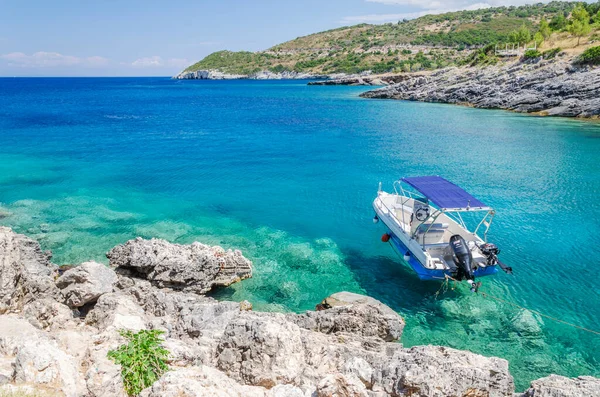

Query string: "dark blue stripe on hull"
[388, 233, 498, 281]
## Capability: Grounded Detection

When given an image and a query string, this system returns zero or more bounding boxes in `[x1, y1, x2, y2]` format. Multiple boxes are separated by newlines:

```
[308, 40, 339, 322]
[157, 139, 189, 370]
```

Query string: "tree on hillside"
[569, 4, 591, 46]
[593, 11, 600, 26]
[550, 14, 567, 31]
[539, 18, 552, 40]
[509, 24, 532, 46]
[534, 32, 544, 47]
[569, 20, 592, 45]
[571, 4, 590, 24]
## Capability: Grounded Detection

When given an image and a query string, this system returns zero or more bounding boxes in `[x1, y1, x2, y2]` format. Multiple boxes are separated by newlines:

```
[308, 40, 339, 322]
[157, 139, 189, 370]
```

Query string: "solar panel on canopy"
[401, 176, 488, 210]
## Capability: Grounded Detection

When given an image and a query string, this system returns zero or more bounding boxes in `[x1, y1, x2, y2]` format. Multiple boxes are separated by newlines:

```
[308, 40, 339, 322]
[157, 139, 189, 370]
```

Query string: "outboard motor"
[479, 242, 513, 274]
[449, 235, 474, 281]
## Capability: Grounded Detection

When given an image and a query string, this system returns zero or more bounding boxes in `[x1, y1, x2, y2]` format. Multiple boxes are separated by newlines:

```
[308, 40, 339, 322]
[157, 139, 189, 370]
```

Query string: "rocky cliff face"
[0, 226, 597, 396]
[174, 69, 327, 80]
[360, 59, 600, 118]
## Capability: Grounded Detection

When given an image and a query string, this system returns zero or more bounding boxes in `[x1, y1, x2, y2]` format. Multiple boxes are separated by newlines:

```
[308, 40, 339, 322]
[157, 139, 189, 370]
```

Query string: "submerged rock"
[107, 237, 252, 294]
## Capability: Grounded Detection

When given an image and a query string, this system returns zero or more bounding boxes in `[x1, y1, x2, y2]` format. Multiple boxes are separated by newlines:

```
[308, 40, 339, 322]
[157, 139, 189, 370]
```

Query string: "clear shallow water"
[0, 77, 599, 390]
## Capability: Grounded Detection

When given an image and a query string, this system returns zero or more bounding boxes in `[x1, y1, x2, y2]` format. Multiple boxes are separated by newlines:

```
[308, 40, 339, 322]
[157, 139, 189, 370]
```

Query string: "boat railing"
[376, 195, 410, 234]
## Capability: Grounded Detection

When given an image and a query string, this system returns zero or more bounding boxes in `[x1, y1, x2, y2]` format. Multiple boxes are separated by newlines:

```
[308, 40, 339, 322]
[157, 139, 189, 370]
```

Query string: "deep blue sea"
[0, 77, 598, 389]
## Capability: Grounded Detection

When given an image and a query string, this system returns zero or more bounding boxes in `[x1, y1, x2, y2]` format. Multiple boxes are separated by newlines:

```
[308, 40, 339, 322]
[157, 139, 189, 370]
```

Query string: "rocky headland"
[360, 58, 600, 118]
[0, 225, 598, 396]
[174, 70, 328, 80]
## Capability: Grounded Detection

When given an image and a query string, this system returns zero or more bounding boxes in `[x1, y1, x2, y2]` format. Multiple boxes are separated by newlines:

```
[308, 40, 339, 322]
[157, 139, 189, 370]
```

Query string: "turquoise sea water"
[0, 77, 598, 389]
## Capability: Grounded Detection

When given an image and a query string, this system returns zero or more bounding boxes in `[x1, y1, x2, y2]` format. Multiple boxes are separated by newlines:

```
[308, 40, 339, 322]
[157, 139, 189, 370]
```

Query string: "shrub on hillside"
[576, 45, 600, 65]
[542, 48, 562, 59]
[523, 49, 542, 60]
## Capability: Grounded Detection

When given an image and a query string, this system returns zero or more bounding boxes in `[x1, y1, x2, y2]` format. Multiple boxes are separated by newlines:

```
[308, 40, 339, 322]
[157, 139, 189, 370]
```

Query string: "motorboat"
[373, 176, 512, 291]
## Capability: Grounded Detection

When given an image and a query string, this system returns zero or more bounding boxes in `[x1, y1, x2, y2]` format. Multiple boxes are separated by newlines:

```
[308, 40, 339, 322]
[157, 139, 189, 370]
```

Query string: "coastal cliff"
[359, 58, 600, 118]
[0, 226, 598, 396]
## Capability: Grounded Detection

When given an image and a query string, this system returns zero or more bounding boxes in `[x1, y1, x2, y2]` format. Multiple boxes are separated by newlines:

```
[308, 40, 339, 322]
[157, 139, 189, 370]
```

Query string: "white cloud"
[366, 0, 551, 6]
[131, 56, 164, 68]
[131, 56, 191, 69]
[342, 12, 424, 23]
[0, 51, 109, 68]
[343, 0, 558, 24]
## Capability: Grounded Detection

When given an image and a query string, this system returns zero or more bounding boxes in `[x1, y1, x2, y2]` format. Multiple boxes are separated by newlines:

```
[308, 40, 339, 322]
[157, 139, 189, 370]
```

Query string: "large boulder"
[85, 292, 146, 332]
[295, 292, 404, 342]
[56, 261, 117, 307]
[374, 345, 514, 397]
[22, 298, 74, 330]
[216, 312, 307, 388]
[0, 227, 60, 314]
[107, 238, 252, 294]
[522, 375, 600, 397]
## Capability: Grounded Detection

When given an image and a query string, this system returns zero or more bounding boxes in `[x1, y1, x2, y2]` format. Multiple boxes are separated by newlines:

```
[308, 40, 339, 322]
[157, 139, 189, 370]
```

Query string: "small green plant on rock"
[108, 329, 169, 396]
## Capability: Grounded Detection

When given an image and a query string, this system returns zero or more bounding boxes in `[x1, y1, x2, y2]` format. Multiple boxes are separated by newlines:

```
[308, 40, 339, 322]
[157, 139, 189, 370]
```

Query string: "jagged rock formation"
[0, 226, 60, 314]
[360, 59, 600, 118]
[107, 237, 252, 294]
[0, 226, 598, 396]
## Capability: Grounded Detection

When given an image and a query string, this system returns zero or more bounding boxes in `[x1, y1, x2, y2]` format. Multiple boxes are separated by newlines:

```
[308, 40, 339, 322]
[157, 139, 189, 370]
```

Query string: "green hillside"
[183, 1, 598, 75]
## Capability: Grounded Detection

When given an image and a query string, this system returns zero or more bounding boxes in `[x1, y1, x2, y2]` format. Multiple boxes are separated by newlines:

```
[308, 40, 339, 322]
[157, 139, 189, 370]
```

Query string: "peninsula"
[175, 2, 600, 118]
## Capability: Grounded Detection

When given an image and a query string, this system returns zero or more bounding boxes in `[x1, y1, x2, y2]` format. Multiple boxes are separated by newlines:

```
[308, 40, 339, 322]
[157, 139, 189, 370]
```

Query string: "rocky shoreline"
[360, 58, 600, 118]
[174, 69, 329, 80]
[0, 226, 598, 396]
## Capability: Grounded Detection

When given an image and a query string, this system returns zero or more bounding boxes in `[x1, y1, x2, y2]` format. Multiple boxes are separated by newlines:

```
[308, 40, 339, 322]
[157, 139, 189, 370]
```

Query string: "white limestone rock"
[107, 237, 252, 294]
[0, 227, 60, 314]
[56, 261, 117, 307]
[521, 375, 600, 397]
[22, 298, 75, 330]
[85, 292, 146, 331]
[0, 316, 85, 397]
[139, 365, 269, 397]
[316, 373, 369, 397]
[296, 292, 405, 342]
[374, 345, 514, 397]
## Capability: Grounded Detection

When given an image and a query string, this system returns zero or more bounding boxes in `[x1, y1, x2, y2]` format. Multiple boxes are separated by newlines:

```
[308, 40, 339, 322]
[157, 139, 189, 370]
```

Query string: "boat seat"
[416, 223, 449, 233]
[418, 229, 445, 245]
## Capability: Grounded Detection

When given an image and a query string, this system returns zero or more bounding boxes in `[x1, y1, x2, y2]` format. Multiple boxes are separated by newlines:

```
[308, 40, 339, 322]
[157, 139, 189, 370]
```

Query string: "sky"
[0, 0, 581, 76]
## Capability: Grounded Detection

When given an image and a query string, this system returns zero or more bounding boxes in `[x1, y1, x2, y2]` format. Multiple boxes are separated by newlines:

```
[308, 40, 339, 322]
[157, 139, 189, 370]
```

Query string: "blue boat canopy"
[401, 176, 490, 211]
